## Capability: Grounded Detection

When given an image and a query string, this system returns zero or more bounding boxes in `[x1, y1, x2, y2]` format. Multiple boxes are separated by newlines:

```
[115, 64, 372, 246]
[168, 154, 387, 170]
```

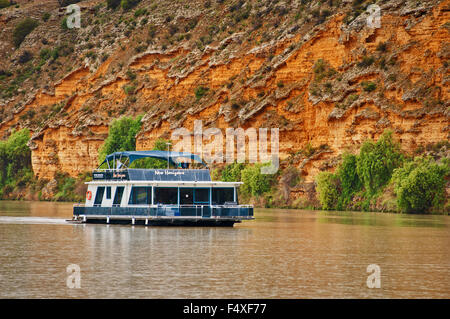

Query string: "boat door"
[179, 188, 210, 217]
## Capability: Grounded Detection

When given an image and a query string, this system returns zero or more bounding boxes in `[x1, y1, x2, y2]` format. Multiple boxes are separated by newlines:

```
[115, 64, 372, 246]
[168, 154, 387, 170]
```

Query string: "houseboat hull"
[72, 215, 245, 227]
[73, 205, 254, 227]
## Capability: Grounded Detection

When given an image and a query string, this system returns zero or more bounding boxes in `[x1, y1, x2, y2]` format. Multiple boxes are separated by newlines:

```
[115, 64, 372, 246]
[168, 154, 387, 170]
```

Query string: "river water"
[0, 201, 448, 298]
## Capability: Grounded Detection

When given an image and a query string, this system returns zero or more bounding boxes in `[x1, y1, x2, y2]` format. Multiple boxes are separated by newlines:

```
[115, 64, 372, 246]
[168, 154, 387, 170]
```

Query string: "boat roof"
[89, 168, 242, 186]
[100, 150, 207, 168]
[91, 168, 217, 182]
[86, 180, 243, 187]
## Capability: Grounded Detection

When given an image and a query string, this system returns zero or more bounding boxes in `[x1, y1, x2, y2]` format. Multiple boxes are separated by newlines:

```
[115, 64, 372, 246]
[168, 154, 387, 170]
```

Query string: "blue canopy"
[100, 150, 206, 168]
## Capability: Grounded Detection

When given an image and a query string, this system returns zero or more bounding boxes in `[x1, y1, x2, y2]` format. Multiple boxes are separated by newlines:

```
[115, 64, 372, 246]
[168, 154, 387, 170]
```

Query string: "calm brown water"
[0, 200, 449, 298]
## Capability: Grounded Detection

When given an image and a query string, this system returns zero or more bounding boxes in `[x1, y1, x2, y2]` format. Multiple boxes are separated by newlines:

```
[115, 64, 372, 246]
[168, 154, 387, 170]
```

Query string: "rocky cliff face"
[0, 0, 448, 181]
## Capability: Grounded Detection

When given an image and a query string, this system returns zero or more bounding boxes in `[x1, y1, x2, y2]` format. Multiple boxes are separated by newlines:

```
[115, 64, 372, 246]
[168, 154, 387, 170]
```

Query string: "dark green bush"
[316, 171, 340, 210]
[392, 157, 449, 213]
[0, 129, 32, 196]
[57, 0, 81, 6]
[106, 0, 121, 9]
[42, 12, 51, 22]
[195, 86, 209, 100]
[336, 153, 362, 209]
[361, 81, 376, 92]
[316, 131, 404, 210]
[61, 17, 69, 30]
[122, 84, 136, 95]
[18, 51, 33, 64]
[356, 131, 403, 195]
[240, 163, 275, 197]
[358, 55, 375, 68]
[13, 18, 39, 48]
[98, 116, 143, 164]
[221, 162, 245, 182]
[134, 8, 147, 17]
[376, 42, 387, 52]
[120, 0, 141, 10]
[0, 0, 10, 9]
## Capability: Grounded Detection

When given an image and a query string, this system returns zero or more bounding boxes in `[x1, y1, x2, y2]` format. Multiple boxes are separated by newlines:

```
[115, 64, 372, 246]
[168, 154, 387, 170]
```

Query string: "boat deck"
[73, 204, 254, 227]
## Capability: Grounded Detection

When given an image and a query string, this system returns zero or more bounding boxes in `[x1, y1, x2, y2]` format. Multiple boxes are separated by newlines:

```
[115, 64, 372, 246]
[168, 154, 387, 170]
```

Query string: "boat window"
[106, 187, 111, 199]
[113, 186, 124, 206]
[128, 187, 151, 205]
[180, 188, 193, 205]
[212, 188, 234, 205]
[154, 187, 178, 205]
[195, 188, 209, 203]
[94, 187, 105, 206]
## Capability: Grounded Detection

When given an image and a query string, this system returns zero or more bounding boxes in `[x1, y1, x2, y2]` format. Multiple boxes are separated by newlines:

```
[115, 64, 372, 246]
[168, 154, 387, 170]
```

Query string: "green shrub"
[61, 17, 69, 30]
[148, 24, 157, 38]
[376, 42, 387, 52]
[392, 157, 449, 213]
[130, 138, 170, 169]
[316, 171, 340, 210]
[358, 55, 375, 68]
[313, 58, 337, 82]
[13, 18, 39, 47]
[54, 173, 76, 201]
[98, 116, 143, 164]
[231, 101, 241, 110]
[336, 153, 362, 209]
[120, 0, 141, 10]
[194, 86, 209, 100]
[42, 12, 51, 22]
[221, 162, 245, 182]
[123, 84, 136, 95]
[0, 129, 32, 194]
[57, 0, 81, 6]
[126, 70, 137, 80]
[134, 8, 147, 17]
[106, 0, 121, 9]
[361, 81, 376, 92]
[356, 131, 403, 195]
[18, 51, 33, 64]
[0, 0, 10, 9]
[240, 163, 275, 197]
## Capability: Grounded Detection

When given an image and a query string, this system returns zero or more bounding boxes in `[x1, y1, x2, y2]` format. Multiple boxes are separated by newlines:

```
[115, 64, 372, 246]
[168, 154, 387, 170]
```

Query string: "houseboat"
[72, 150, 254, 226]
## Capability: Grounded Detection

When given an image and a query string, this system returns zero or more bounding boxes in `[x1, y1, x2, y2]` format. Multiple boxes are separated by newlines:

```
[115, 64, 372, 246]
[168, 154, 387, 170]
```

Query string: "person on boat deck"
[177, 162, 190, 169]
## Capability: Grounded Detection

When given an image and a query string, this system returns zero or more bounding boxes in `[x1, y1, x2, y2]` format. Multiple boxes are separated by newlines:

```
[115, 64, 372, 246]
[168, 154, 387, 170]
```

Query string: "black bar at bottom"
[0, 299, 446, 317]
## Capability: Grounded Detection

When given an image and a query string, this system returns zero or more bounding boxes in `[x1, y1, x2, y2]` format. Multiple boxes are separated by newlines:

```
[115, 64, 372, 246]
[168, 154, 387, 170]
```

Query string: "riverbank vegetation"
[97, 115, 168, 169]
[98, 115, 143, 164]
[0, 129, 33, 198]
[211, 131, 449, 214]
[0, 128, 89, 201]
[315, 131, 449, 214]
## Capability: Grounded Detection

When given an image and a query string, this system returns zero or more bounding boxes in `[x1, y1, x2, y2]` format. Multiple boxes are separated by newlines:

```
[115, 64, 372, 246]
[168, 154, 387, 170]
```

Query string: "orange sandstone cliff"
[0, 0, 448, 182]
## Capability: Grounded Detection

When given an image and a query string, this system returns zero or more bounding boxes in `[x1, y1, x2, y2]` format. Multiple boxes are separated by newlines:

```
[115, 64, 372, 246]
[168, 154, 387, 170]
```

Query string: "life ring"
[86, 191, 92, 200]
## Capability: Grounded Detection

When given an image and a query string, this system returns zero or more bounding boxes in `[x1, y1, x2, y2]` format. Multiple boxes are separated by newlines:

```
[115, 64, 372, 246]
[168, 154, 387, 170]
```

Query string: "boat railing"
[74, 203, 253, 218]
[74, 203, 252, 208]
[93, 168, 128, 172]
[178, 204, 253, 218]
